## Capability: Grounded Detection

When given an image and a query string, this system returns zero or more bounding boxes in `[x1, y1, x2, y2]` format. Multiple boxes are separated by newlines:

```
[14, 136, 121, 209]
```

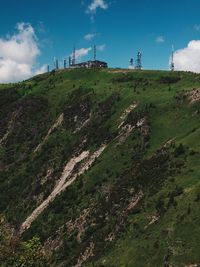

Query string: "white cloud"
[0, 23, 45, 83]
[35, 64, 48, 75]
[87, 0, 108, 14]
[97, 44, 106, 51]
[71, 47, 92, 61]
[84, 33, 96, 41]
[172, 40, 200, 73]
[156, 36, 165, 43]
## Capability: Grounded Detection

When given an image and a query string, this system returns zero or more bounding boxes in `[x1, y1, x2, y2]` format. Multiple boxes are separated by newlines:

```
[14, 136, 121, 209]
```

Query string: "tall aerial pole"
[135, 51, 142, 70]
[94, 45, 96, 61]
[72, 46, 76, 65]
[64, 59, 67, 69]
[170, 45, 175, 71]
[69, 56, 72, 67]
[47, 65, 50, 73]
[56, 59, 59, 70]
[54, 58, 59, 70]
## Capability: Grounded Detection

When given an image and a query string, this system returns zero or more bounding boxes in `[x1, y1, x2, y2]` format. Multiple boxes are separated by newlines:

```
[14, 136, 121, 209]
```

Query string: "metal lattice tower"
[64, 59, 67, 69]
[170, 45, 175, 71]
[47, 65, 50, 73]
[135, 51, 142, 70]
[130, 58, 134, 68]
[72, 47, 76, 65]
[69, 56, 72, 67]
[54, 58, 59, 70]
[56, 59, 59, 70]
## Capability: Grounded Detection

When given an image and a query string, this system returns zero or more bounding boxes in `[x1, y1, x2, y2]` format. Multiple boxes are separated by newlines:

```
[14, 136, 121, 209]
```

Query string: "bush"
[174, 143, 185, 157]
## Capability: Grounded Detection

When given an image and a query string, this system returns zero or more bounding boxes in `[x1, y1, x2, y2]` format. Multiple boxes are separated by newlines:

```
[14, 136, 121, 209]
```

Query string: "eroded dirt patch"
[185, 88, 200, 103]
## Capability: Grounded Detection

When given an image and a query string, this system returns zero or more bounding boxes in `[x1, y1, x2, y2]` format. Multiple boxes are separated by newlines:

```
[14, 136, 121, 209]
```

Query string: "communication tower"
[69, 56, 72, 67]
[170, 45, 175, 71]
[130, 58, 134, 68]
[72, 47, 76, 65]
[135, 51, 142, 70]
[64, 59, 67, 69]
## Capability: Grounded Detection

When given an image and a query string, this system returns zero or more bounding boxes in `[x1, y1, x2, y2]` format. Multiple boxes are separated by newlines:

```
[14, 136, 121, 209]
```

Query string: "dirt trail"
[34, 113, 64, 153]
[20, 145, 106, 235]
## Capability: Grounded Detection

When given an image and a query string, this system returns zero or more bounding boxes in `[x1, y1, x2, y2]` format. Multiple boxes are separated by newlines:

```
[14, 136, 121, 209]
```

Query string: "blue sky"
[1, 0, 200, 82]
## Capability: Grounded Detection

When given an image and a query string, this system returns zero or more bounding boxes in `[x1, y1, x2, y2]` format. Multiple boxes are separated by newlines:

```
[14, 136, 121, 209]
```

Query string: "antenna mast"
[64, 59, 67, 69]
[56, 59, 59, 70]
[135, 51, 142, 70]
[130, 58, 134, 68]
[72, 46, 76, 65]
[69, 56, 72, 67]
[54, 58, 59, 70]
[170, 45, 175, 71]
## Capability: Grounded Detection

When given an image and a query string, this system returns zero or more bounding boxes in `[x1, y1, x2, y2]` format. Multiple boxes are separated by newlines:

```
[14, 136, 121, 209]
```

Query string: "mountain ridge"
[0, 69, 200, 267]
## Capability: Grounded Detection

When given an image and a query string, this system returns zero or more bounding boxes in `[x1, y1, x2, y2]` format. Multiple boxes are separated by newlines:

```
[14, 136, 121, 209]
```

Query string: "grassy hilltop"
[0, 69, 200, 267]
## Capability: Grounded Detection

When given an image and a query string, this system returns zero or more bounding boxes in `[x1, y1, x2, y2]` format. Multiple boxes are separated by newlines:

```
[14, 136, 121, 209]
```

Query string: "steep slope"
[0, 69, 200, 267]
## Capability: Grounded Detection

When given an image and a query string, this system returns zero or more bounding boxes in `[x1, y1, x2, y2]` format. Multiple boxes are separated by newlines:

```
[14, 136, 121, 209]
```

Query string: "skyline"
[1, 0, 200, 82]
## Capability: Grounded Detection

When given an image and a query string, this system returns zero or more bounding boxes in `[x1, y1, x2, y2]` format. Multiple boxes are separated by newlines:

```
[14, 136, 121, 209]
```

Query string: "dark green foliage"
[174, 143, 185, 157]
[0, 87, 21, 106]
[0, 216, 48, 267]
[159, 75, 181, 84]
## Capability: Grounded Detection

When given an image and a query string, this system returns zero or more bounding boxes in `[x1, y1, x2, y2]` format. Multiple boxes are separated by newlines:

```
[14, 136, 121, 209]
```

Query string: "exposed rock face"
[34, 113, 64, 153]
[73, 242, 95, 267]
[20, 144, 106, 234]
[185, 88, 200, 103]
[20, 150, 90, 234]
[118, 101, 138, 129]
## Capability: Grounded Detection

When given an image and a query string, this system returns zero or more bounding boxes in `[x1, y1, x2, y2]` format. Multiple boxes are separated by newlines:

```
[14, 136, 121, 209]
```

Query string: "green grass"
[0, 69, 200, 266]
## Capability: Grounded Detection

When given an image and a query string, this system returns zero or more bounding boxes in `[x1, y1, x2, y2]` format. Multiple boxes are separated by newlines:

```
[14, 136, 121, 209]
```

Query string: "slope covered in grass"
[0, 69, 200, 267]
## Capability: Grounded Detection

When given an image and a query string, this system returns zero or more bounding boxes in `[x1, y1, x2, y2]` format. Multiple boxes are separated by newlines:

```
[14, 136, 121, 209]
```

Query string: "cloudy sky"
[1, 0, 200, 82]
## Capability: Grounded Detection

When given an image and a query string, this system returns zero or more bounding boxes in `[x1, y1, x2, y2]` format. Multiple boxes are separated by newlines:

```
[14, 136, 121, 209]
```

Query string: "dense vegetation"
[0, 69, 200, 266]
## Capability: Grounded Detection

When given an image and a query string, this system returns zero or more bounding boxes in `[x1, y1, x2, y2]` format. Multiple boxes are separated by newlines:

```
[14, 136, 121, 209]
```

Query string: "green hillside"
[0, 69, 200, 267]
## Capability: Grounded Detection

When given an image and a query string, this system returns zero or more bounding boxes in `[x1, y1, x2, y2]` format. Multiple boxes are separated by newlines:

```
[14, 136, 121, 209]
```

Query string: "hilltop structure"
[129, 51, 142, 70]
[135, 51, 142, 70]
[170, 45, 175, 71]
[69, 45, 108, 69]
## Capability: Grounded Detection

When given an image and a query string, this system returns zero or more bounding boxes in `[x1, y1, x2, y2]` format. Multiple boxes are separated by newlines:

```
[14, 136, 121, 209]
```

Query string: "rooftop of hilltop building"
[70, 59, 108, 69]
[69, 45, 108, 69]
